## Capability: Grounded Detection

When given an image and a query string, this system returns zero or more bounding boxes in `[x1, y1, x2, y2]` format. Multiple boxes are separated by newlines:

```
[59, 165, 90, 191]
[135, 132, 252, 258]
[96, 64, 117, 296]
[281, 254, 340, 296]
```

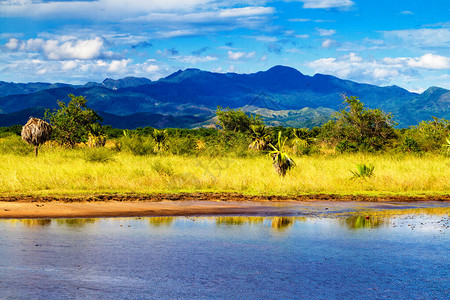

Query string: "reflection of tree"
[148, 217, 174, 227]
[215, 216, 264, 226]
[56, 218, 97, 227]
[271, 217, 295, 231]
[20, 219, 52, 227]
[343, 215, 384, 230]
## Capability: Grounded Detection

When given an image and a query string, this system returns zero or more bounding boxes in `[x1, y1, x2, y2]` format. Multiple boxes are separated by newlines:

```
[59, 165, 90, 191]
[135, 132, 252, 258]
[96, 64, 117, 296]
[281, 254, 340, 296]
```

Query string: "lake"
[0, 204, 449, 299]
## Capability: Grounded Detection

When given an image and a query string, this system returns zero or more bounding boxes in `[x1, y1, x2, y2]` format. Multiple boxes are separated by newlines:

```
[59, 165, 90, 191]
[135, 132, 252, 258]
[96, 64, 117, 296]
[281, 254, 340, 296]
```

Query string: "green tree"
[320, 96, 397, 152]
[216, 106, 264, 133]
[406, 117, 450, 152]
[45, 94, 102, 147]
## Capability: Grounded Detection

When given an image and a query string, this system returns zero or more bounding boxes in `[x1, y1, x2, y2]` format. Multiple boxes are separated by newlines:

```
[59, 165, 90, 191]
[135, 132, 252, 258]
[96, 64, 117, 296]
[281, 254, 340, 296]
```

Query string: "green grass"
[1, 143, 450, 197]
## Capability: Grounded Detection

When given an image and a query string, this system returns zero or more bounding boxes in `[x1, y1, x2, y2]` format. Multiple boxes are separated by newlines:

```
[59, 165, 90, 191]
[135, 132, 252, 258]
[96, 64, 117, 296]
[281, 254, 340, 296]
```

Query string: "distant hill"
[1, 66, 449, 128]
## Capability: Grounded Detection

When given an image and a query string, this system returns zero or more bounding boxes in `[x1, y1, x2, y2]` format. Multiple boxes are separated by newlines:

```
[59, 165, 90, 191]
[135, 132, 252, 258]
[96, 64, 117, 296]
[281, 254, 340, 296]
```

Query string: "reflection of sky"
[0, 212, 449, 298]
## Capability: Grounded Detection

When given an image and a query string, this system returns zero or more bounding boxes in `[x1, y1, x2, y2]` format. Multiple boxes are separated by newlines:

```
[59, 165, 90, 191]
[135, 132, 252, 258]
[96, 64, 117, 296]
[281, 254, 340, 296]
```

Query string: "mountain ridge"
[1, 66, 449, 128]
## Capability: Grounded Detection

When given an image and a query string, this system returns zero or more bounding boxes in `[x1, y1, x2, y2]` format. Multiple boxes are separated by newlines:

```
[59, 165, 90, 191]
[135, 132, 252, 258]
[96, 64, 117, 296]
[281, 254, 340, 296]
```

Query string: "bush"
[402, 136, 421, 153]
[151, 160, 174, 176]
[121, 135, 155, 156]
[83, 148, 114, 163]
[335, 140, 359, 153]
[0, 136, 33, 156]
[320, 96, 397, 152]
[167, 136, 197, 155]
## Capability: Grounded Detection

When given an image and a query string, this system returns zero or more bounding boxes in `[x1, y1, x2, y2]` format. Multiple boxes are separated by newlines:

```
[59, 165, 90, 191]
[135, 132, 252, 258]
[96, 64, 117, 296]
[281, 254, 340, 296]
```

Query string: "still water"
[0, 209, 449, 299]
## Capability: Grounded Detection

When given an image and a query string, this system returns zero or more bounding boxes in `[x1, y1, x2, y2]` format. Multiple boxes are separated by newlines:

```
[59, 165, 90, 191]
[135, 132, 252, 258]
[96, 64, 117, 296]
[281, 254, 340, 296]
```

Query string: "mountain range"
[1, 66, 449, 129]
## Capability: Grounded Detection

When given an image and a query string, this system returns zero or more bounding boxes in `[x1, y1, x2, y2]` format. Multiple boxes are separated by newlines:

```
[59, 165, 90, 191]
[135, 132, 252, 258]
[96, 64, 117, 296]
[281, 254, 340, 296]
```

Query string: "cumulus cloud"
[4, 37, 109, 60]
[383, 53, 450, 69]
[228, 51, 256, 61]
[300, 0, 355, 9]
[308, 52, 450, 86]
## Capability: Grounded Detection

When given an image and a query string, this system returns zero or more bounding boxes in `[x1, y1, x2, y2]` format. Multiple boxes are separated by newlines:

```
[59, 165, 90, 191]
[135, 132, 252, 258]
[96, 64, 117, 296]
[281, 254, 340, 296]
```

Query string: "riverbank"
[1, 193, 449, 219]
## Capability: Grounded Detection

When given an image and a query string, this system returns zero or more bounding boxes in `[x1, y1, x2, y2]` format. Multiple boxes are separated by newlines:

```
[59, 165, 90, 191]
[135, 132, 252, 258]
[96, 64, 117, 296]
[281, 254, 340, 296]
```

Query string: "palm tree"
[248, 124, 271, 151]
[269, 131, 296, 176]
[153, 129, 168, 153]
[291, 128, 308, 155]
[87, 123, 106, 148]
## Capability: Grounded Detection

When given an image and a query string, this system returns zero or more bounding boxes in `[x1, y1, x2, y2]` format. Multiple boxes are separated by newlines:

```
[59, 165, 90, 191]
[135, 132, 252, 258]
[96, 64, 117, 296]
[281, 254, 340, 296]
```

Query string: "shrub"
[151, 160, 174, 176]
[83, 148, 114, 163]
[350, 163, 375, 180]
[121, 135, 155, 156]
[0, 136, 33, 156]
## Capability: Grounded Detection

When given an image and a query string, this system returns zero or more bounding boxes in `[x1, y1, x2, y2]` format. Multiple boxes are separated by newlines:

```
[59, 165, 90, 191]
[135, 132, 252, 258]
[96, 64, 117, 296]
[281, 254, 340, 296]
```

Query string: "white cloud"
[1, 1, 275, 37]
[322, 39, 337, 48]
[383, 53, 450, 69]
[4, 37, 108, 60]
[61, 60, 77, 71]
[382, 28, 450, 49]
[174, 55, 218, 64]
[107, 59, 131, 72]
[300, 0, 354, 9]
[308, 52, 450, 87]
[218, 6, 273, 18]
[400, 11, 414, 15]
[317, 28, 336, 36]
[228, 51, 255, 61]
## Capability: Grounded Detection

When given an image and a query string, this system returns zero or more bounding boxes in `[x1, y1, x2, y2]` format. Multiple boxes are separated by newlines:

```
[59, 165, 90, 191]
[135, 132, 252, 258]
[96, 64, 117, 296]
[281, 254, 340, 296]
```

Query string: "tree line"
[2, 93, 450, 156]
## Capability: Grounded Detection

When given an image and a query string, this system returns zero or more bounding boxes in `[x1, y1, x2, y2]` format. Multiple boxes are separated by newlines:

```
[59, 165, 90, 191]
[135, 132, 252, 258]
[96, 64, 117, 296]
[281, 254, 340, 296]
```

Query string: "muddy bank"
[0, 193, 449, 219]
[2, 192, 450, 203]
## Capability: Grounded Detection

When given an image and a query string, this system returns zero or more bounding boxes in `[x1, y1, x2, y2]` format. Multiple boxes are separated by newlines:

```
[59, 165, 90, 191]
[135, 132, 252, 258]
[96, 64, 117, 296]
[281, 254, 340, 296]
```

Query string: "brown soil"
[0, 193, 449, 219]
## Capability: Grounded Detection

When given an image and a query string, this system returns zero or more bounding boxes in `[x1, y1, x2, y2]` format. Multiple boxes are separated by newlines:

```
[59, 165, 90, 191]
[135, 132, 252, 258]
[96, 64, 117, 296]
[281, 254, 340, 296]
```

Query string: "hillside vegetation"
[1, 95, 450, 197]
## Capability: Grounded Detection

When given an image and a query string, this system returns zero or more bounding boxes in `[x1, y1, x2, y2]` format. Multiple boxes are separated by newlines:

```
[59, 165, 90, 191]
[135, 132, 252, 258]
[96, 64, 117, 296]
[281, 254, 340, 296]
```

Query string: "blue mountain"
[0, 66, 449, 128]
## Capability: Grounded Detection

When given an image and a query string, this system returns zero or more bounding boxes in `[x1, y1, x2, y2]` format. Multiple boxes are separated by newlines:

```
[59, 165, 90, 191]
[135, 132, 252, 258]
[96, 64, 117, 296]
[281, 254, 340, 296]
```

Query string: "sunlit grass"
[1, 146, 450, 197]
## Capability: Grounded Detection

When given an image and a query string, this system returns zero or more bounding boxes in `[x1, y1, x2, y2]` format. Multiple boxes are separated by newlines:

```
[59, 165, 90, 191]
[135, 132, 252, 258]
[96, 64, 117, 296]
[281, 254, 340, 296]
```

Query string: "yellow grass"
[1, 146, 450, 197]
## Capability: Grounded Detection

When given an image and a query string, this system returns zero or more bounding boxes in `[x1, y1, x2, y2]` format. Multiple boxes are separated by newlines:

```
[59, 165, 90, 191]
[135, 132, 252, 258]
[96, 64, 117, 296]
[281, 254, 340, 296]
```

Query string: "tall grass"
[1, 144, 450, 196]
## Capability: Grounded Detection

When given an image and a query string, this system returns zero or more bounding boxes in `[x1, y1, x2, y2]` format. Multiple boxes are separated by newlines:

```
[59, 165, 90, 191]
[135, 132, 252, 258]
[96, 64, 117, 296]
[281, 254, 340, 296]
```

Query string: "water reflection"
[55, 218, 97, 227]
[341, 215, 384, 230]
[0, 206, 448, 231]
[340, 207, 449, 229]
[148, 217, 174, 227]
[216, 216, 264, 226]
[214, 216, 306, 231]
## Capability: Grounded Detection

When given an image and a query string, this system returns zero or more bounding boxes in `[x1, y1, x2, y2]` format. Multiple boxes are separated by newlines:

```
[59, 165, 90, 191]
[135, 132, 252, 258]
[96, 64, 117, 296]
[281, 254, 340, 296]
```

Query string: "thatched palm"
[269, 131, 296, 176]
[21, 117, 52, 157]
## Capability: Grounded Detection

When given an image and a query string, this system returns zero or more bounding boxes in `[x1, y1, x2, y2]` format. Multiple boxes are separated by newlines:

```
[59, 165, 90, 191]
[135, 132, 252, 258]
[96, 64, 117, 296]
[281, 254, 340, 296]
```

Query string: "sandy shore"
[1, 193, 449, 218]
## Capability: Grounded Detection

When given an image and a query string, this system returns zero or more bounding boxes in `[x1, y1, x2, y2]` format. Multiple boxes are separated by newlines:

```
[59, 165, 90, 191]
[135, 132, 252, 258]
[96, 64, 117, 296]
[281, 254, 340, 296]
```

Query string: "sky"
[0, 0, 449, 93]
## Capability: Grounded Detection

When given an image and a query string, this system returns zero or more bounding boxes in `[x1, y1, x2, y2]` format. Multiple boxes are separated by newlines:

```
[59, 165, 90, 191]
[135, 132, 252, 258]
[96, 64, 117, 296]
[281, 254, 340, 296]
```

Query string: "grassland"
[1, 142, 450, 197]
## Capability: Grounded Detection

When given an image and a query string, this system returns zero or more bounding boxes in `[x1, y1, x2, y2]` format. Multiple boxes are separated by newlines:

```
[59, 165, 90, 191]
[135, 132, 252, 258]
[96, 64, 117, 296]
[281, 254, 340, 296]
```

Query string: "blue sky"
[0, 0, 449, 92]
